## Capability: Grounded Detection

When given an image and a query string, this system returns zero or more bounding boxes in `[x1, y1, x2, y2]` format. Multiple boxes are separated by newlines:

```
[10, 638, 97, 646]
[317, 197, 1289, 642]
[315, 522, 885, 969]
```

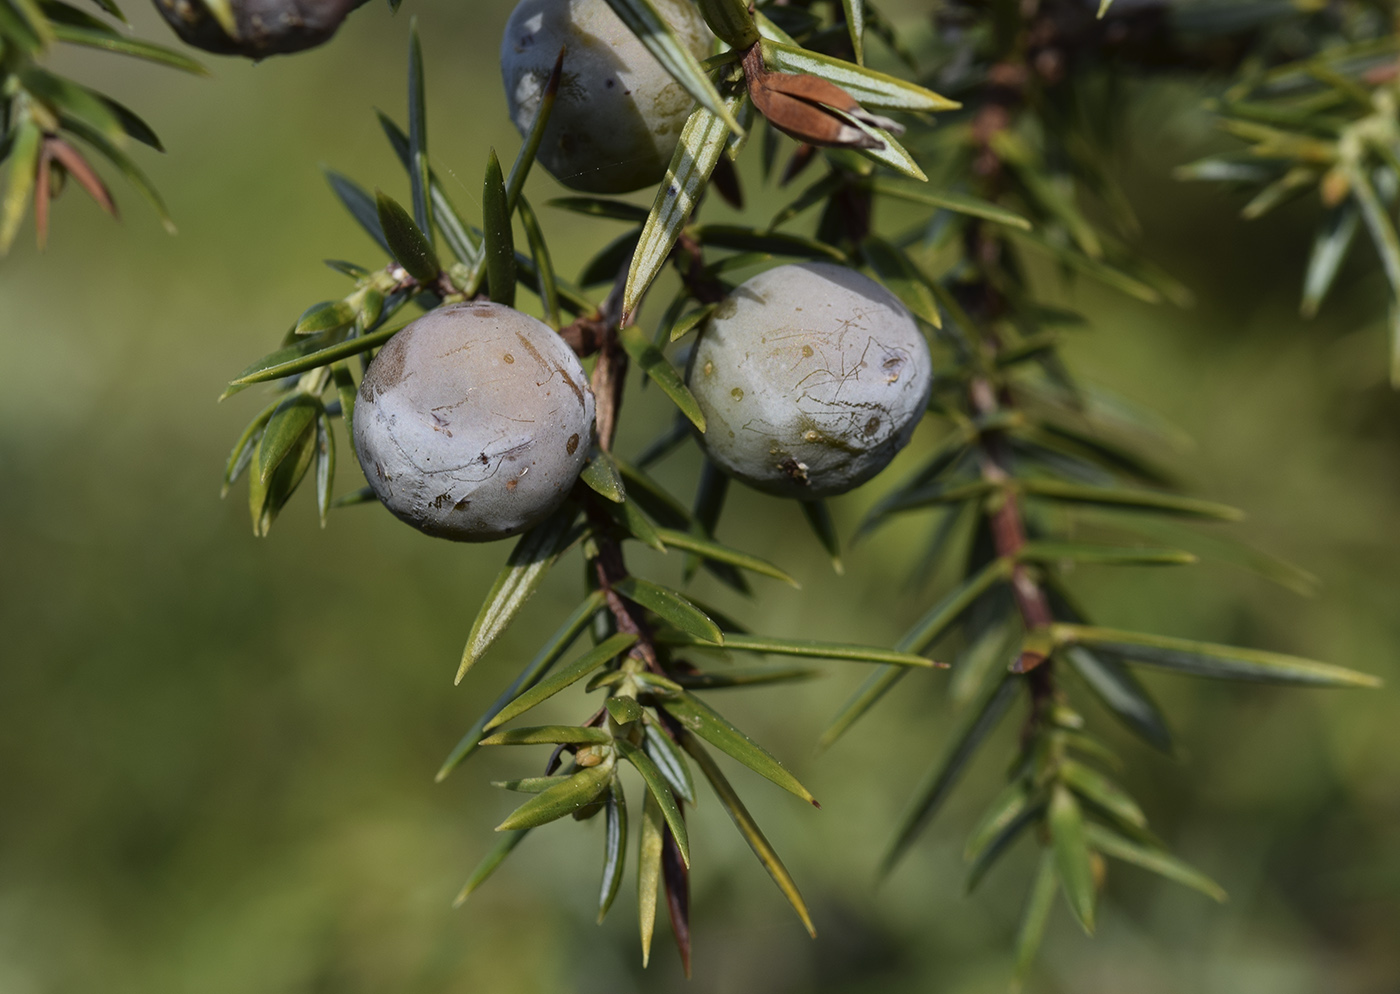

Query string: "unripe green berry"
[500, 0, 710, 194]
[153, 0, 357, 58]
[687, 263, 934, 499]
[353, 302, 595, 542]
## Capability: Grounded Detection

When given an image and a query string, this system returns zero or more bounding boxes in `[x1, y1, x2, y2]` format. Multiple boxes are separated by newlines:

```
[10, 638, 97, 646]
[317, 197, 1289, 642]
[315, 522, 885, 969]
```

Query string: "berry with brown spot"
[353, 302, 595, 541]
[687, 263, 933, 499]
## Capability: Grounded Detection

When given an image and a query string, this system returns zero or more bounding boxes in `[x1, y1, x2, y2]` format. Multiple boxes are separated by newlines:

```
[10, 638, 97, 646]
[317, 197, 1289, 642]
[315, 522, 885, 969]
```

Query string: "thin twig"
[576, 255, 667, 674]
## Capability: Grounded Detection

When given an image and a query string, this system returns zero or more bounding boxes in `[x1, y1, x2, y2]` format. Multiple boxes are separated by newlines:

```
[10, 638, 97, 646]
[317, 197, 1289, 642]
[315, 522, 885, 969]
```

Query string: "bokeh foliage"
[0, 0, 205, 251]
[2, 1, 1399, 992]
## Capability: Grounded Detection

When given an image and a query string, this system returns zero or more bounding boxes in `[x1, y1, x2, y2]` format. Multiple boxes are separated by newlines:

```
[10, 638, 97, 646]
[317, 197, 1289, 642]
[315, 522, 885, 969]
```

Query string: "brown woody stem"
[967, 373, 1054, 709]
[581, 257, 665, 675]
[964, 68, 1059, 729]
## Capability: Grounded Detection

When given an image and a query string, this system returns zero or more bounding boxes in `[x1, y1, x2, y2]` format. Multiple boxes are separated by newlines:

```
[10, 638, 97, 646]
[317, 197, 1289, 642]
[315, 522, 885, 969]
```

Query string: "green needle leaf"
[598, 783, 628, 922]
[549, 196, 652, 223]
[1062, 646, 1173, 753]
[667, 304, 715, 343]
[882, 676, 1019, 873]
[625, 93, 748, 316]
[760, 39, 958, 112]
[483, 149, 516, 307]
[950, 615, 1017, 708]
[771, 171, 846, 228]
[661, 692, 816, 805]
[799, 499, 843, 574]
[50, 23, 207, 73]
[457, 507, 582, 683]
[966, 789, 1043, 895]
[864, 478, 998, 518]
[199, 0, 237, 38]
[694, 0, 759, 47]
[679, 731, 816, 937]
[454, 829, 529, 906]
[1049, 785, 1097, 934]
[375, 187, 439, 282]
[619, 324, 707, 431]
[672, 666, 818, 690]
[684, 459, 740, 589]
[580, 448, 627, 503]
[845, 117, 935, 180]
[580, 227, 642, 285]
[520, 250, 592, 314]
[5, 0, 53, 47]
[861, 236, 942, 328]
[661, 631, 934, 667]
[840, 0, 864, 64]
[330, 487, 374, 509]
[615, 458, 690, 527]
[294, 300, 356, 336]
[247, 419, 315, 537]
[617, 740, 690, 867]
[614, 578, 723, 646]
[689, 224, 845, 261]
[965, 782, 1033, 864]
[496, 762, 615, 830]
[226, 319, 401, 389]
[906, 558, 1014, 654]
[480, 725, 612, 747]
[1019, 420, 1176, 488]
[406, 20, 432, 242]
[491, 775, 570, 793]
[637, 790, 664, 967]
[331, 362, 357, 437]
[1085, 822, 1227, 903]
[817, 666, 905, 753]
[1060, 760, 1146, 831]
[484, 632, 638, 730]
[1019, 479, 1243, 520]
[436, 591, 605, 781]
[653, 528, 798, 587]
[0, 120, 41, 255]
[1014, 850, 1059, 988]
[88, 0, 128, 23]
[0, 10, 40, 53]
[643, 722, 696, 803]
[1018, 542, 1197, 567]
[1010, 228, 1162, 303]
[1347, 163, 1400, 386]
[870, 178, 1031, 229]
[257, 393, 320, 485]
[601, 496, 666, 552]
[1301, 201, 1360, 318]
[221, 398, 279, 497]
[314, 411, 335, 527]
[517, 195, 560, 327]
[378, 114, 482, 266]
[325, 170, 391, 256]
[1053, 624, 1382, 687]
[605, 696, 643, 725]
[1101, 509, 1318, 596]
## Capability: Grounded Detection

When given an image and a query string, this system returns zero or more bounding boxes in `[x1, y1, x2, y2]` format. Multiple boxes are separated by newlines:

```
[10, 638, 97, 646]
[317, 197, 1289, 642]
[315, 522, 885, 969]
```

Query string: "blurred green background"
[2, 3, 1399, 992]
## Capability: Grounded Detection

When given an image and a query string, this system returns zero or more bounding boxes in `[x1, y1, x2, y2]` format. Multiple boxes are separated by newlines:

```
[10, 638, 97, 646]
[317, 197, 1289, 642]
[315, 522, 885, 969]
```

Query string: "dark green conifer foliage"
[5, 0, 1390, 985]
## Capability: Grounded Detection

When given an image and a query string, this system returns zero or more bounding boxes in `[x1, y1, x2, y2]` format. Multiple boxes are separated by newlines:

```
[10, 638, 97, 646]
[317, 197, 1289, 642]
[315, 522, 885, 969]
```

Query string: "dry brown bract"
[34, 136, 117, 251]
[741, 45, 901, 151]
